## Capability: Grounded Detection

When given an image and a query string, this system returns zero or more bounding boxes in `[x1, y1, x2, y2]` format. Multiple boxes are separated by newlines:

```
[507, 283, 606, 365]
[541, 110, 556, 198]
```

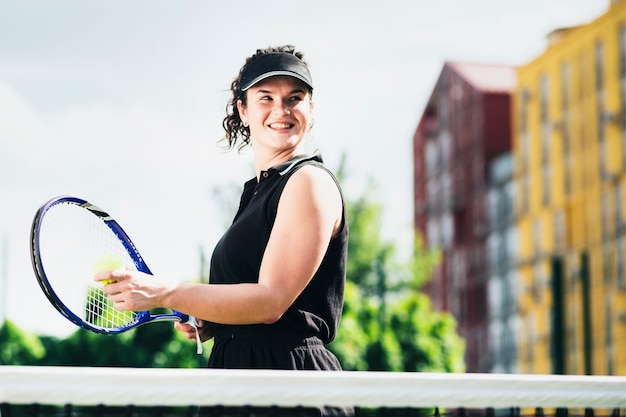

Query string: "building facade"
[413, 62, 516, 373]
[512, 0, 625, 375]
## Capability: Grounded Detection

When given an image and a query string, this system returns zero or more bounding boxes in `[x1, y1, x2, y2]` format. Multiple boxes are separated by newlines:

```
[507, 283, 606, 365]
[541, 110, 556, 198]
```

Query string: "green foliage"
[329, 190, 465, 373]
[0, 318, 209, 367]
[408, 233, 442, 290]
[37, 330, 135, 366]
[344, 192, 395, 297]
[0, 320, 45, 365]
[389, 293, 465, 372]
[331, 279, 465, 372]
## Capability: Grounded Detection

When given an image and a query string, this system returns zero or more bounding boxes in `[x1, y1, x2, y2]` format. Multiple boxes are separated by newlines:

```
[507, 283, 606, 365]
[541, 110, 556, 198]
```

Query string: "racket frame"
[30, 195, 191, 335]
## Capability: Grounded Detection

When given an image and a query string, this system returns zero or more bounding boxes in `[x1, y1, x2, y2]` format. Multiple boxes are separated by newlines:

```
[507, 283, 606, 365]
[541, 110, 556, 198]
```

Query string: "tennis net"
[0, 366, 624, 417]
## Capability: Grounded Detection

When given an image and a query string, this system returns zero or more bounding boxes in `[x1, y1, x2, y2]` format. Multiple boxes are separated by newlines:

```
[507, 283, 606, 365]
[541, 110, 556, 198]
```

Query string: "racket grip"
[185, 315, 203, 355]
[171, 311, 202, 355]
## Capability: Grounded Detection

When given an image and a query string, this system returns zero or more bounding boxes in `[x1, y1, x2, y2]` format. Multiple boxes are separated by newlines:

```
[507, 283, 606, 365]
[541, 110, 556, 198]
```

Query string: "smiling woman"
[93, 45, 353, 417]
[222, 46, 315, 153]
[237, 76, 314, 169]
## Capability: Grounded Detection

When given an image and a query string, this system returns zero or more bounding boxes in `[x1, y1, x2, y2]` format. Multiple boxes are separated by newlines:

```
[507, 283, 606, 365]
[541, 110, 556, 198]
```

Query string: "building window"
[617, 236, 625, 290]
[561, 62, 572, 196]
[526, 315, 537, 371]
[542, 165, 552, 207]
[602, 243, 613, 286]
[487, 234, 498, 276]
[442, 212, 453, 249]
[554, 210, 566, 253]
[441, 131, 451, 171]
[601, 191, 610, 242]
[495, 232, 506, 274]
[609, 185, 624, 289]
[487, 190, 498, 233]
[595, 41, 604, 92]
[427, 217, 440, 248]
[425, 140, 437, 178]
[616, 185, 624, 235]
[520, 89, 530, 176]
[533, 219, 543, 259]
[522, 171, 530, 215]
[540, 75, 551, 206]
[533, 263, 545, 304]
[517, 137, 530, 216]
[506, 225, 518, 268]
[540, 76, 549, 123]
[619, 25, 626, 166]
[427, 178, 437, 213]
[595, 41, 607, 179]
[605, 299, 614, 375]
[520, 88, 530, 134]
[517, 88, 532, 216]
[567, 251, 578, 286]
[567, 303, 579, 374]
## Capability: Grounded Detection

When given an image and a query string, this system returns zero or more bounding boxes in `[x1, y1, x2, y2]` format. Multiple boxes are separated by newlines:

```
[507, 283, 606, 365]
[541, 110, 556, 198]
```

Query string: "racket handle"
[150, 311, 203, 355]
[181, 314, 203, 355]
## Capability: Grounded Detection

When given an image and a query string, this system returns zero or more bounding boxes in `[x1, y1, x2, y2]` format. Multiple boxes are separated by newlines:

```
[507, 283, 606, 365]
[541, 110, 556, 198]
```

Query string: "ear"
[236, 99, 247, 124]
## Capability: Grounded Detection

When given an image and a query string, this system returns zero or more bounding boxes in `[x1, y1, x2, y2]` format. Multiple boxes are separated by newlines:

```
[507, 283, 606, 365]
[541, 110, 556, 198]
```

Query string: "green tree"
[344, 188, 395, 297]
[0, 320, 45, 365]
[328, 192, 465, 373]
[34, 321, 209, 367]
[37, 330, 135, 366]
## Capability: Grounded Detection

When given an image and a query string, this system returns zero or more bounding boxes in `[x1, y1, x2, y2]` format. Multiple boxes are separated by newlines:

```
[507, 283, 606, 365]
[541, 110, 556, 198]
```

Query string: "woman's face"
[237, 76, 313, 156]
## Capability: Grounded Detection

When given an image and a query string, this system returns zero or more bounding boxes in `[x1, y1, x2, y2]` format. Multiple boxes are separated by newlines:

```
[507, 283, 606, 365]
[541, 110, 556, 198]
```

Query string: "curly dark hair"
[220, 45, 311, 152]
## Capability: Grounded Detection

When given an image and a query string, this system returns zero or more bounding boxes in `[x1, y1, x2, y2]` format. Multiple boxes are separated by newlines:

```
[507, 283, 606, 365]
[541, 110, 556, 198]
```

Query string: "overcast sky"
[0, 0, 609, 336]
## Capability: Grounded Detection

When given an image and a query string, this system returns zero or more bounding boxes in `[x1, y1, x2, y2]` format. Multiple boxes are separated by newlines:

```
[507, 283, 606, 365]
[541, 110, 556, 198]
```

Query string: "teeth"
[270, 123, 292, 129]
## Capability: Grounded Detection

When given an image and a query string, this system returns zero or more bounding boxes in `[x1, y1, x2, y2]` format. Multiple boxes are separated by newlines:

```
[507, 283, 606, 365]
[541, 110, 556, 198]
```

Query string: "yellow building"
[512, 0, 625, 375]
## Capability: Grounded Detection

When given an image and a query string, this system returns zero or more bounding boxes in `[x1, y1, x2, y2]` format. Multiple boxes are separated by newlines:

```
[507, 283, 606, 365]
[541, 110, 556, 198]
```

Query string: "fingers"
[93, 269, 127, 285]
[175, 320, 214, 342]
[175, 324, 200, 341]
[94, 271, 133, 311]
[174, 321, 196, 332]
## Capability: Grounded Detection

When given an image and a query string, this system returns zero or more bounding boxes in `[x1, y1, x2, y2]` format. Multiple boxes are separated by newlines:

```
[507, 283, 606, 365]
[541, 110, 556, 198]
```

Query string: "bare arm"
[99, 165, 342, 325]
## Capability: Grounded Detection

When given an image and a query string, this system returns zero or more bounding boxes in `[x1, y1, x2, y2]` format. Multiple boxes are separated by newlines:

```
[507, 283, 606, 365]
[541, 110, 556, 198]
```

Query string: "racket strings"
[38, 202, 137, 330]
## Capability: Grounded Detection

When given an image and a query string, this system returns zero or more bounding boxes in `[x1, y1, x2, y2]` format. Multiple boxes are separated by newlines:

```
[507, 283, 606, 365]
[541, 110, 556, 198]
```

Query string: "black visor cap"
[239, 52, 313, 92]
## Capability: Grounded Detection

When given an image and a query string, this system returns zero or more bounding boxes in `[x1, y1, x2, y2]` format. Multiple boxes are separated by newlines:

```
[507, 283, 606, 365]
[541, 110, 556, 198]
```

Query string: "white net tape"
[1, 366, 625, 409]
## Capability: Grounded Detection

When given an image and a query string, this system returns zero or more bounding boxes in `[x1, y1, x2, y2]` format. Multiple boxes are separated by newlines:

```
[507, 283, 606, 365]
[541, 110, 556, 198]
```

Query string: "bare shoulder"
[285, 164, 341, 201]
[280, 164, 343, 234]
[277, 165, 343, 238]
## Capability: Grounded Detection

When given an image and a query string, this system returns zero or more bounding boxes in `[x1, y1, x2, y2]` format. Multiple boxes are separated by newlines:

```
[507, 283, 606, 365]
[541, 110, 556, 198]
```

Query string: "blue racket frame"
[30, 195, 193, 335]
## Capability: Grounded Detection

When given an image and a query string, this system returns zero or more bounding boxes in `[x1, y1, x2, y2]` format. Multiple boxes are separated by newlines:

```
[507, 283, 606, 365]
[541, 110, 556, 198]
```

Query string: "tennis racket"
[30, 195, 202, 353]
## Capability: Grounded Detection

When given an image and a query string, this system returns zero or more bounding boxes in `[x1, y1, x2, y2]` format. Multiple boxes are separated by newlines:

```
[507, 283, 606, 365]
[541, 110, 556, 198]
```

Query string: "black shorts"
[200, 325, 354, 417]
[208, 325, 343, 371]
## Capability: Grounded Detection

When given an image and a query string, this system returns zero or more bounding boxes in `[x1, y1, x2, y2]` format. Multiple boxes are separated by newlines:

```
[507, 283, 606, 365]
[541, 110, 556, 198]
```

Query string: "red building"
[413, 62, 516, 372]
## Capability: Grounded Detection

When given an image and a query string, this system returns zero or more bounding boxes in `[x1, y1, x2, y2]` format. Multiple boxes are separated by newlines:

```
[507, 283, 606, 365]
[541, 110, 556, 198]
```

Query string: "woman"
[97, 45, 352, 416]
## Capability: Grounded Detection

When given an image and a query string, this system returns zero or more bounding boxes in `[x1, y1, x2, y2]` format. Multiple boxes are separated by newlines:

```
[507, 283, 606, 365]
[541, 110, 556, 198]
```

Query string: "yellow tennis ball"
[93, 254, 125, 285]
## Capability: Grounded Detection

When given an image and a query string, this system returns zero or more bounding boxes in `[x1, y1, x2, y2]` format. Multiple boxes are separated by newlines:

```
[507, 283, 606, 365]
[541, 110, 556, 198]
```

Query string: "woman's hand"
[95, 269, 214, 343]
[94, 268, 178, 312]
[175, 320, 214, 343]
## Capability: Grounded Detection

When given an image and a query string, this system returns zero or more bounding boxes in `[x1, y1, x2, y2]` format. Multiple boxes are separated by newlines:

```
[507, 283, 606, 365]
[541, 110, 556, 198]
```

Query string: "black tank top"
[208, 153, 348, 344]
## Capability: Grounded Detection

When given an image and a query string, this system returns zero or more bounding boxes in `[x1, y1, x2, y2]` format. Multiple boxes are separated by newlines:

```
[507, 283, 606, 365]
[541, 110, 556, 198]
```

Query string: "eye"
[260, 95, 273, 101]
[289, 95, 304, 101]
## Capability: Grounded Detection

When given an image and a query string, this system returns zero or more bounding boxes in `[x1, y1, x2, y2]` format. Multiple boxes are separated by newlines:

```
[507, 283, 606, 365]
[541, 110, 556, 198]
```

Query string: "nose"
[273, 100, 291, 115]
